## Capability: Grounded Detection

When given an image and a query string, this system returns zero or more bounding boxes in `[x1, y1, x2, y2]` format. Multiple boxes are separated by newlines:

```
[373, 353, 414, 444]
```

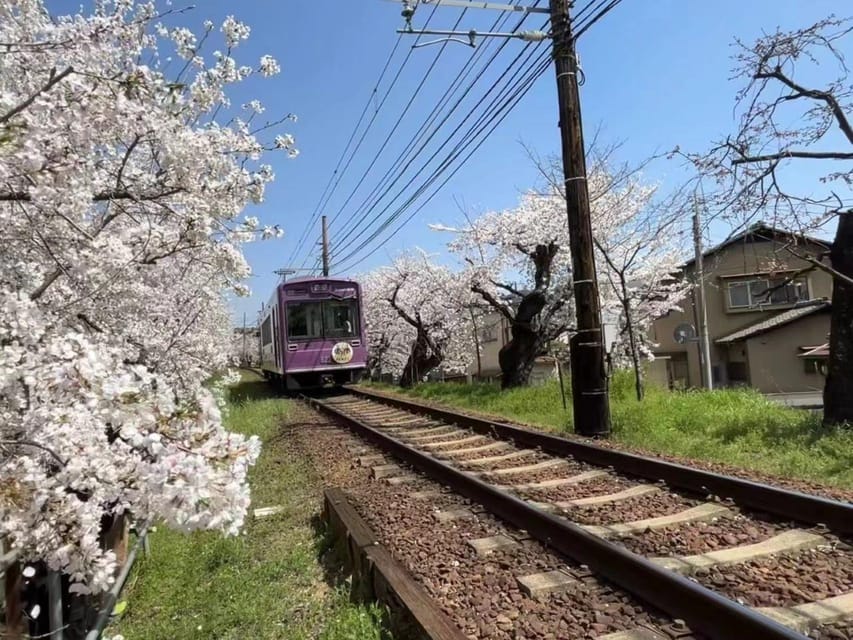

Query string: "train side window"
[324, 300, 359, 338]
[261, 316, 272, 345]
[287, 302, 323, 340]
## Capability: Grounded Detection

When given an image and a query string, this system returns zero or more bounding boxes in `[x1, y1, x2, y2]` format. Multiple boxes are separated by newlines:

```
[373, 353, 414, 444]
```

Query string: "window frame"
[285, 299, 360, 342]
[726, 276, 809, 311]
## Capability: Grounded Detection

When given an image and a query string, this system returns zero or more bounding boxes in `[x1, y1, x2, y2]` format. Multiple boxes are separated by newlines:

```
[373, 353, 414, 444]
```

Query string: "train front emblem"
[331, 342, 354, 364]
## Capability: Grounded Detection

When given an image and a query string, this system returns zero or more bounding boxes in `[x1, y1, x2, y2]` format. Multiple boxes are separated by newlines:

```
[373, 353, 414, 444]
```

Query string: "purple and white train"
[258, 276, 368, 390]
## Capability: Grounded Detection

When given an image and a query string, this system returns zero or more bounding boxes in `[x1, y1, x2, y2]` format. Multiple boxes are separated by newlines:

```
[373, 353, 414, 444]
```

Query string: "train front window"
[324, 300, 359, 339]
[286, 302, 324, 340]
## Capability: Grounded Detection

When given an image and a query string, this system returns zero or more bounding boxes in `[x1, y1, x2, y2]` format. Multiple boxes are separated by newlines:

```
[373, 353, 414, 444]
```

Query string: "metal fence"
[1, 519, 149, 640]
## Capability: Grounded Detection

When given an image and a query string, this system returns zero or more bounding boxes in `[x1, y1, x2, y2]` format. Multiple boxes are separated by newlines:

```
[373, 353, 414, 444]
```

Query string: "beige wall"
[744, 312, 830, 393]
[651, 237, 833, 388]
[468, 312, 507, 378]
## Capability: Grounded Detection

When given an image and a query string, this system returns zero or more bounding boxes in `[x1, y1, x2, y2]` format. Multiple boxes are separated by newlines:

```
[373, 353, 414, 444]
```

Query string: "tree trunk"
[498, 327, 543, 388]
[399, 332, 442, 388]
[498, 287, 549, 388]
[618, 278, 643, 401]
[823, 213, 853, 426]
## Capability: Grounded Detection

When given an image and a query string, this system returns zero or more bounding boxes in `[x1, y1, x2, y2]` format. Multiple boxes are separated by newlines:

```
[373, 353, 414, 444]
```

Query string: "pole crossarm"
[396, 0, 550, 14]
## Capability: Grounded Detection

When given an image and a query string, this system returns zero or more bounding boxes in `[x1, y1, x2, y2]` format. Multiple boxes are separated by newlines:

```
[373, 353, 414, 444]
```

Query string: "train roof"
[279, 276, 358, 285]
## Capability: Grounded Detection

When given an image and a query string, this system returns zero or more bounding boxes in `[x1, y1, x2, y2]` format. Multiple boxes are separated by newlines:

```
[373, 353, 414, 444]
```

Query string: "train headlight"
[331, 342, 354, 364]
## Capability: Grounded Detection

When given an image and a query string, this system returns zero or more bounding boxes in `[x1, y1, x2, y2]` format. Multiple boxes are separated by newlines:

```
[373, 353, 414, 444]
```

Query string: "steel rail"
[350, 387, 853, 533]
[306, 395, 807, 640]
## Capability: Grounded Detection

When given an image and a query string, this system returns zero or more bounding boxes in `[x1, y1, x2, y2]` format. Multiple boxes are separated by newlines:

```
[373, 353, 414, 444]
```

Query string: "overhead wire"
[328, 6, 532, 252]
[332, 42, 551, 270]
[285, 34, 404, 267]
[334, 53, 552, 274]
[325, 0, 625, 273]
[288, 3, 443, 270]
[330, 14, 549, 262]
[298, 5, 472, 271]
[573, 0, 623, 39]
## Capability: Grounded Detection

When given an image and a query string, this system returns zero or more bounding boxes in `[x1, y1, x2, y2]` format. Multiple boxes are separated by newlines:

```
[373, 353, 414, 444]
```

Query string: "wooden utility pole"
[550, 0, 610, 436]
[692, 196, 713, 390]
[321, 215, 330, 277]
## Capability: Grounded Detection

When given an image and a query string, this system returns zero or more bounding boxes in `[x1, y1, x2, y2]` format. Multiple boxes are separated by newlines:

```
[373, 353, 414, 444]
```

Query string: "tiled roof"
[715, 299, 831, 344]
[682, 223, 831, 268]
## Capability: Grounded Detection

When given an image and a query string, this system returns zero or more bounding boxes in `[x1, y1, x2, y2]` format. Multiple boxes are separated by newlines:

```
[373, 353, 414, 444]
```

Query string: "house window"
[479, 323, 498, 343]
[803, 358, 824, 375]
[727, 277, 808, 310]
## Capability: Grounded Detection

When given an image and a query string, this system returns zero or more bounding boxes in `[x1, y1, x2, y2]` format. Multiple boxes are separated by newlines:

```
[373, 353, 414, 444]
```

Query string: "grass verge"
[365, 372, 853, 489]
[109, 371, 387, 640]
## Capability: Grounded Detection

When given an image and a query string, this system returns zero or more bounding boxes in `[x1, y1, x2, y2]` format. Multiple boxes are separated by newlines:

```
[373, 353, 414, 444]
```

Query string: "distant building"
[649, 224, 832, 406]
[462, 311, 560, 384]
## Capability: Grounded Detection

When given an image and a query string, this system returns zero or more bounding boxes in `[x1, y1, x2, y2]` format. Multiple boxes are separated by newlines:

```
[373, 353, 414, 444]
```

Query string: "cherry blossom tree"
[0, 0, 293, 598]
[688, 17, 852, 425]
[362, 252, 474, 387]
[361, 270, 410, 380]
[436, 156, 687, 390]
[531, 153, 691, 399]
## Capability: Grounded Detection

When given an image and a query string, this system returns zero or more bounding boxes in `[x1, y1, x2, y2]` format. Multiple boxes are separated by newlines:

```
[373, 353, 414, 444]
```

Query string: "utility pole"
[550, 0, 610, 436]
[321, 215, 330, 277]
[692, 195, 713, 390]
[390, 0, 613, 435]
[242, 312, 247, 367]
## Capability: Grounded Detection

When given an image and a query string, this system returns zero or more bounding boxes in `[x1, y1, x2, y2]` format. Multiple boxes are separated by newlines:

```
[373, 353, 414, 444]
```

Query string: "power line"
[285, 34, 404, 268]
[299, 6, 472, 270]
[331, 28, 548, 264]
[288, 3, 443, 269]
[329, 7, 532, 250]
[329, 0, 623, 273]
[335, 54, 551, 274]
[574, 0, 623, 39]
[333, 47, 551, 271]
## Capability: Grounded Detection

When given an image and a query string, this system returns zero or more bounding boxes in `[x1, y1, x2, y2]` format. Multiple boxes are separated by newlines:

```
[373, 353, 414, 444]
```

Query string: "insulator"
[517, 30, 549, 42]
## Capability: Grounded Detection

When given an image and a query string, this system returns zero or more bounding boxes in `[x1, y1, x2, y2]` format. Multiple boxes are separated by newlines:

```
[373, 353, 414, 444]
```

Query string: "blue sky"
[153, 0, 848, 325]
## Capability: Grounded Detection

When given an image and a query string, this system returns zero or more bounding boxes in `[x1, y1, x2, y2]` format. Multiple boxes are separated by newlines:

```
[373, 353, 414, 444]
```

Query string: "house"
[464, 311, 560, 384]
[649, 223, 833, 402]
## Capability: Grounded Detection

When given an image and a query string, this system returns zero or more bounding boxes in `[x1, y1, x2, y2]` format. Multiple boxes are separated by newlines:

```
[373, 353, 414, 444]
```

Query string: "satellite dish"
[673, 323, 697, 344]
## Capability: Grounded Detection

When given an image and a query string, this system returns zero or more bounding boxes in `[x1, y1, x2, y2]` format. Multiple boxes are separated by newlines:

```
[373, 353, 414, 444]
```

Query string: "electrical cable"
[333, 48, 551, 271]
[329, 6, 538, 251]
[289, 3, 443, 269]
[297, 5, 471, 270]
[331, 20, 549, 260]
[335, 54, 551, 274]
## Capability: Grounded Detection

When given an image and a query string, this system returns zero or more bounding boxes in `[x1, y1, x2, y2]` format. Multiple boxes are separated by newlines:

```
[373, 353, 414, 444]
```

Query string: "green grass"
[110, 372, 387, 640]
[366, 372, 853, 489]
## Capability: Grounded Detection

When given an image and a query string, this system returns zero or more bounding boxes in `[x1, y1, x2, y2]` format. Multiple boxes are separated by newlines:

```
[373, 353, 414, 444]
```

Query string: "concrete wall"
[468, 312, 506, 378]
[744, 312, 831, 393]
[651, 237, 832, 389]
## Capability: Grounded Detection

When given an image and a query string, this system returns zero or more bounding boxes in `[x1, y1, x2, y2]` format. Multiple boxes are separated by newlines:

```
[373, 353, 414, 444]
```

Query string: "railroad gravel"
[522, 474, 636, 503]
[288, 402, 674, 639]
[698, 547, 853, 608]
[809, 621, 853, 639]
[560, 491, 703, 526]
[615, 514, 788, 556]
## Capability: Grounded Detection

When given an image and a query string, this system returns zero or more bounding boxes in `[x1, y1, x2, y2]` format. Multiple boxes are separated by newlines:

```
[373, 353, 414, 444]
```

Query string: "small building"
[463, 311, 560, 384]
[650, 223, 833, 403]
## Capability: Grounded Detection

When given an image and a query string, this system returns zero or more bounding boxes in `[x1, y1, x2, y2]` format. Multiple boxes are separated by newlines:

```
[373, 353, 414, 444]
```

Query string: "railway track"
[304, 388, 853, 640]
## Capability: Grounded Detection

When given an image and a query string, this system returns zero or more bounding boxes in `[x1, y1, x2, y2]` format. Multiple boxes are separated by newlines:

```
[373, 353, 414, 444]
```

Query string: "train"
[258, 276, 368, 390]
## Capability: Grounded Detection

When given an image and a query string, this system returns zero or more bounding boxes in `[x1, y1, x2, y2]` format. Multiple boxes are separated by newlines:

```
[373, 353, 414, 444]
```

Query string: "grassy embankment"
[367, 372, 853, 489]
[110, 371, 387, 640]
